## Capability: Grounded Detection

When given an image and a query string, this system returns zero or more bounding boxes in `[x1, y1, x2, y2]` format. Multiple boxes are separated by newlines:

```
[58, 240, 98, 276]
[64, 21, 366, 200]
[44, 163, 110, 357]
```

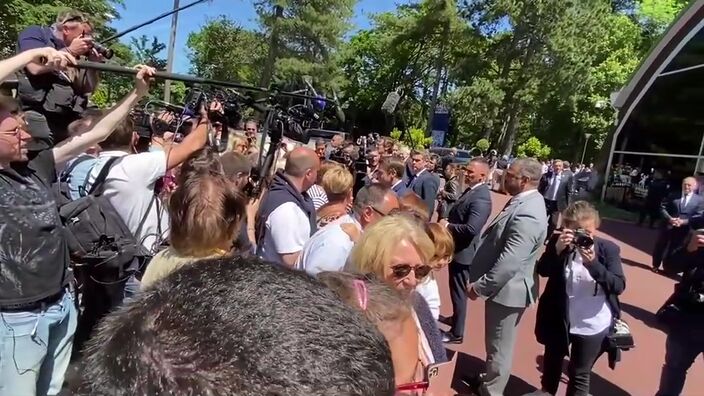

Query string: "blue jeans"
[0, 291, 77, 396]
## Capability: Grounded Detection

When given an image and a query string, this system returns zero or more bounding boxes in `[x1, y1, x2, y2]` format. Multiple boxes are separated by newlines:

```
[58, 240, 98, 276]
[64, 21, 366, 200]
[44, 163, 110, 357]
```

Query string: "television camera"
[87, 61, 345, 197]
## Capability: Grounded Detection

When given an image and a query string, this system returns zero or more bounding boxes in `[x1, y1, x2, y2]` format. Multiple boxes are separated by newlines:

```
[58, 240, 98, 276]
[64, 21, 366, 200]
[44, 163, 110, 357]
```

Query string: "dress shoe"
[438, 315, 454, 327]
[441, 330, 463, 344]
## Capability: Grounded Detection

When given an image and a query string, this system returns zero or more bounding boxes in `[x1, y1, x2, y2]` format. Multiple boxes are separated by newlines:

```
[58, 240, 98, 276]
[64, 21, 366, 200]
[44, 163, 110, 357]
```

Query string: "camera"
[573, 229, 594, 249]
[92, 42, 114, 59]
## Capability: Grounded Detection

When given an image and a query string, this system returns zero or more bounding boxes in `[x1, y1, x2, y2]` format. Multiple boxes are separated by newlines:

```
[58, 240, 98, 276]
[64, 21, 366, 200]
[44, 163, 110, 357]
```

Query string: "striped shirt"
[308, 184, 328, 210]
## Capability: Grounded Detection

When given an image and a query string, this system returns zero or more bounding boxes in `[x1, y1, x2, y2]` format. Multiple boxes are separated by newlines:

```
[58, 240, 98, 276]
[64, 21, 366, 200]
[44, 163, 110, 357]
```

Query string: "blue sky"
[109, 0, 404, 73]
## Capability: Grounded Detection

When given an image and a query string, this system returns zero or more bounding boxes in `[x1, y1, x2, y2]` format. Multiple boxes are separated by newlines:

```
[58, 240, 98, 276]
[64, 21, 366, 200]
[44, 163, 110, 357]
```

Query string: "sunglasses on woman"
[391, 264, 432, 280]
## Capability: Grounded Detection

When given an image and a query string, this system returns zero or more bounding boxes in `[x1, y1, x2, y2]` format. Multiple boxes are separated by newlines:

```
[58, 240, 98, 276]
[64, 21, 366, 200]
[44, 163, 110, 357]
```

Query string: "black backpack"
[58, 157, 152, 283]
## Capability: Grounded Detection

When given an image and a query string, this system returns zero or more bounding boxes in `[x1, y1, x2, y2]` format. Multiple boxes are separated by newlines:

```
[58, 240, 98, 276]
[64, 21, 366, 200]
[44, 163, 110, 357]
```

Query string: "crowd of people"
[0, 9, 703, 396]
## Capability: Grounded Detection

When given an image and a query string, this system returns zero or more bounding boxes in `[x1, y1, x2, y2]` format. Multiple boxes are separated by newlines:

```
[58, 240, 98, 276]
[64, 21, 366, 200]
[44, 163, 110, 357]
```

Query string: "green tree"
[340, 0, 466, 133]
[255, 0, 357, 90]
[186, 16, 266, 84]
[475, 138, 490, 153]
[391, 127, 433, 150]
[516, 136, 551, 159]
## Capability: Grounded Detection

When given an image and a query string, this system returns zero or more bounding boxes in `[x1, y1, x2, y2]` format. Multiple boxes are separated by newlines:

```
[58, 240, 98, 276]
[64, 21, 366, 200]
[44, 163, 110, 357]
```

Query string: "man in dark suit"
[374, 158, 407, 197]
[407, 149, 441, 216]
[653, 176, 704, 273]
[439, 157, 493, 343]
[539, 159, 573, 240]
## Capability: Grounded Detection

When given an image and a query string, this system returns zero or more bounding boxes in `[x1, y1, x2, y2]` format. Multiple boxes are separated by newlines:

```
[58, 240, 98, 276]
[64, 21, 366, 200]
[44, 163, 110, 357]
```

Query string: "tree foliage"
[186, 16, 266, 84]
[254, 0, 356, 90]
[516, 136, 551, 159]
[391, 127, 433, 149]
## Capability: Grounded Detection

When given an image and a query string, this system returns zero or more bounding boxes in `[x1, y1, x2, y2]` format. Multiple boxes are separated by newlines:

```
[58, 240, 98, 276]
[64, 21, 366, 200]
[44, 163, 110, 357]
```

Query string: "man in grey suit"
[466, 157, 548, 396]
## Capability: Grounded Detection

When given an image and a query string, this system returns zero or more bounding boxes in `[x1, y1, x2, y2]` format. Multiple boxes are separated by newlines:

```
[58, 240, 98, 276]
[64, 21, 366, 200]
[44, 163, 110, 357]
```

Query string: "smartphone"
[426, 353, 458, 395]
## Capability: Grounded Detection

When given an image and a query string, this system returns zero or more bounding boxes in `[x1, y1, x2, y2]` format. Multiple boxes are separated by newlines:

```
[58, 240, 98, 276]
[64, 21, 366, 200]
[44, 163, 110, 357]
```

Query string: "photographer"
[17, 10, 103, 150]
[530, 201, 626, 396]
[655, 217, 704, 396]
[0, 49, 152, 395]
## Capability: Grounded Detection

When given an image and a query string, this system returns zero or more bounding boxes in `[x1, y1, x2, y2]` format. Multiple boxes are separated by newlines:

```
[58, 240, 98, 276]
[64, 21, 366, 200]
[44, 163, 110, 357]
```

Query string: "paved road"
[435, 191, 704, 396]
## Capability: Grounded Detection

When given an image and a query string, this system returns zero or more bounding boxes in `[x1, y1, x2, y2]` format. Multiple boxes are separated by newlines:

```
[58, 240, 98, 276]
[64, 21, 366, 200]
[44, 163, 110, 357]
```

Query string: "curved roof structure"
[603, 0, 704, 198]
[612, 1, 704, 113]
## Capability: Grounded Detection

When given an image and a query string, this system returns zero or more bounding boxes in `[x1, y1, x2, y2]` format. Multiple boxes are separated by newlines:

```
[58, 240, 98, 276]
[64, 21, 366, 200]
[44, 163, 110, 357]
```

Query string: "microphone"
[332, 90, 346, 124]
[381, 90, 400, 114]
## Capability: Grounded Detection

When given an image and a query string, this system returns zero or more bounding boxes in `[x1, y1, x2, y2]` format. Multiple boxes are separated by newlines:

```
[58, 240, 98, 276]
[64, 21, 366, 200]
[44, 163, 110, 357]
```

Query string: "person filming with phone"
[527, 201, 626, 396]
[16, 10, 103, 150]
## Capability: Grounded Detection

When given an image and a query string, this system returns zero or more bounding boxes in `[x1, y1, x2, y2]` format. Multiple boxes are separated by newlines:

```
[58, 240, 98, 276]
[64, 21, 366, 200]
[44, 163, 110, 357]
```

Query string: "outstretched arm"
[0, 47, 75, 83]
[52, 66, 155, 165]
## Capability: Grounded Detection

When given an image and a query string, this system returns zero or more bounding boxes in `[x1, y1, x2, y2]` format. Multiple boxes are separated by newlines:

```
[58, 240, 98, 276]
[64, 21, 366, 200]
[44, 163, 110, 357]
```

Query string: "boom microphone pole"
[73, 61, 340, 104]
[100, 0, 209, 44]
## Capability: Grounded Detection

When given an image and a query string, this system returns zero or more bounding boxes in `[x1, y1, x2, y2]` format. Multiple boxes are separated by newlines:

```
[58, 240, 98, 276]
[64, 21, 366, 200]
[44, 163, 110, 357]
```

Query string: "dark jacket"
[446, 183, 492, 265]
[408, 170, 441, 216]
[412, 292, 447, 363]
[535, 235, 626, 359]
[539, 171, 574, 211]
[255, 171, 317, 247]
[391, 179, 408, 197]
[658, 226, 704, 328]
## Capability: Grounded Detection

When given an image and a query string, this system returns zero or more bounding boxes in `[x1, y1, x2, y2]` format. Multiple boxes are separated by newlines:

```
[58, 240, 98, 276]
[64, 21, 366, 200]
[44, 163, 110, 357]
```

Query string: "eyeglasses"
[391, 264, 432, 280]
[369, 206, 401, 217]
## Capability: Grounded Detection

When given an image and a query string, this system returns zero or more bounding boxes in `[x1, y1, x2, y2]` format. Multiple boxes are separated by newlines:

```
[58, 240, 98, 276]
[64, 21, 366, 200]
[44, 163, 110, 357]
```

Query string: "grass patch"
[592, 201, 639, 223]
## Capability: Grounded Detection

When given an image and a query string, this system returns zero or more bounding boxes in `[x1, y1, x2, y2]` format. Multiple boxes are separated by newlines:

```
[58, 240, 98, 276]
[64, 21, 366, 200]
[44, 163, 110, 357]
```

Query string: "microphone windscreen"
[381, 91, 400, 114]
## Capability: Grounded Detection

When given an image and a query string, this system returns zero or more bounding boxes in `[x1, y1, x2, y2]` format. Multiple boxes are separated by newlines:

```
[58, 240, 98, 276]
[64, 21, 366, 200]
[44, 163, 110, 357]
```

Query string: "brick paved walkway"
[435, 191, 704, 396]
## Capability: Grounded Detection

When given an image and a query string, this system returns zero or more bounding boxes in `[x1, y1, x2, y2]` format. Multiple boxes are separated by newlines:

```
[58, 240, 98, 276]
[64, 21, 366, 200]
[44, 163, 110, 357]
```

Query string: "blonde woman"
[141, 150, 247, 289]
[529, 201, 626, 396]
[307, 160, 342, 210]
[416, 223, 455, 320]
[316, 165, 354, 227]
[228, 134, 248, 154]
[345, 214, 447, 366]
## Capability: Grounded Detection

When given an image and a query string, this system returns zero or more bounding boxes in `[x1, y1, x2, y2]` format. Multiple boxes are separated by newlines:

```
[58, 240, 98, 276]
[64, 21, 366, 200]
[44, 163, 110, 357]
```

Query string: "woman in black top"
[528, 201, 626, 396]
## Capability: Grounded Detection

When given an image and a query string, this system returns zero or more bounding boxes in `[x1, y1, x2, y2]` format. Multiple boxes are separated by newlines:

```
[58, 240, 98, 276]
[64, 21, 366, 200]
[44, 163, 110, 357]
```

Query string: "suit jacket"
[447, 183, 492, 265]
[391, 179, 408, 197]
[535, 235, 625, 355]
[470, 190, 548, 308]
[539, 171, 573, 211]
[660, 193, 704, 226]
[409, 170, 441, 216]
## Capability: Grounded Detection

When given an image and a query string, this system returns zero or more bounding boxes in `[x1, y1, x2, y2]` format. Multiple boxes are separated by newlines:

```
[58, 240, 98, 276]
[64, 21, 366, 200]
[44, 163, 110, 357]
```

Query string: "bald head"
[683, 177, 697, 195]
[285, 147, 320, 177]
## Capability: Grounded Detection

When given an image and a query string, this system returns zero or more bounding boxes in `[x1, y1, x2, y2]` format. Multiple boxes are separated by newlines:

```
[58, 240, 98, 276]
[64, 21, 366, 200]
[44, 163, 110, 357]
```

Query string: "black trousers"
[541, 330, 607, 396]
[653, 228, 687, 271]
[448, 260, 470, 338]
[544, 198, 559, 241]
[656, 325, 704, 396]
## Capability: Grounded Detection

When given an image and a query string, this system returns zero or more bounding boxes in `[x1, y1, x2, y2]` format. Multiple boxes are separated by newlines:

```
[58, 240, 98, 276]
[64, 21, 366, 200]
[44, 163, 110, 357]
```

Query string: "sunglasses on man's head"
[391, 264, 432, 280]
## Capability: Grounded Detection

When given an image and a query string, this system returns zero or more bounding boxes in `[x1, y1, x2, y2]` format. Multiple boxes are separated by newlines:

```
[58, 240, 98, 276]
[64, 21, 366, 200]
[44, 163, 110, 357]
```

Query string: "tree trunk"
[500, 103, 521, 156]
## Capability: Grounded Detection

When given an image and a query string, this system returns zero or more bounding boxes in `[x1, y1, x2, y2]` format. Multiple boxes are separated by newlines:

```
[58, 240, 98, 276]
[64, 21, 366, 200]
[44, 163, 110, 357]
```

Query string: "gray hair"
[511, 158, 543, 182]
[354, 184, 391, 213]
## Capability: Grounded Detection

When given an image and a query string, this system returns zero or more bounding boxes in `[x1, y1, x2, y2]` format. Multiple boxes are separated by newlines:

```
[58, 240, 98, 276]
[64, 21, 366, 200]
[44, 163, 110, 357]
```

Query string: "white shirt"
[86, 150, 169, 252]
[544, 172, 562, 201]
[391, 179, 404, 191]
[416, 276, 441, 320]
[259, 202, 311, 265]
[296, 214, 357, 275]
[565, 252, 613, 336]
